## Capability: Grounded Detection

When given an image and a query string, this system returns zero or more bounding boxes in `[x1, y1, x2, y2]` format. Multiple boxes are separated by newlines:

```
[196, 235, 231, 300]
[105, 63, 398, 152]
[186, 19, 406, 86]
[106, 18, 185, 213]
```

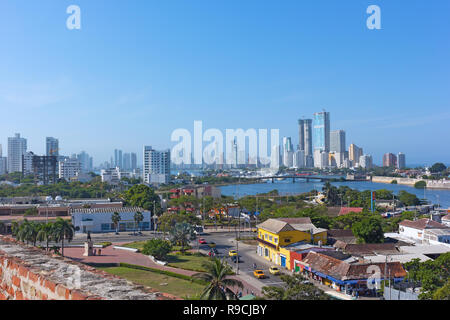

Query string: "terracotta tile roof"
[442, 214, 450, 221]
[341, 243, 399, 256]
[301, 251, 407, 281]
[338, 207, 364, 216]
[327, 229, 355, 238]
[399, 218, 448, 230]
[257, 218, 317, 234]
[256, 219, 293, 234]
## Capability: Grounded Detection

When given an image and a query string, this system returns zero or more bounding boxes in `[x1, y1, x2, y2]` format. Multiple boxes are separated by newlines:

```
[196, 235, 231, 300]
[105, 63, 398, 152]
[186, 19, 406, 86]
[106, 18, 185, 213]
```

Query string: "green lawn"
[122, 241, 192, 252]
[98, 266, 204, 299]
[166, 253, 211, 272]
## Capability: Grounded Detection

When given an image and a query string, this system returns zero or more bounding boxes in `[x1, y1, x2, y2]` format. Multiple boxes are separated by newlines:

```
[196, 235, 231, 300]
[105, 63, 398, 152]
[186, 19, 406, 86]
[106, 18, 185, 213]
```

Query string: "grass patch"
[122, 241, 147, 252]
[166, 252, 212, 272]
[98, 265, 205, 299]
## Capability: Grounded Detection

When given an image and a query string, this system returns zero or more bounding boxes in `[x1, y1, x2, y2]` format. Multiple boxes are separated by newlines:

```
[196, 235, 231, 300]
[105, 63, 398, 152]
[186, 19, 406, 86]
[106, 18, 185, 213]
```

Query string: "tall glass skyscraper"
[298, 119, 313, 156]
[313, 111, 330, 152]
[330, 130, 346, 153]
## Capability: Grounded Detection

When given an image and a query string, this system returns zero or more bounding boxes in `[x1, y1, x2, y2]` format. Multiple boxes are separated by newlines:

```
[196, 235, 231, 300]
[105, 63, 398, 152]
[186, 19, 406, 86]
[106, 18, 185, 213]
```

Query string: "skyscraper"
[143, 146, 171, 184]
[330, 130, 346, 153]
[313, 111, 330, 153]
[359, 154, 373, 169]
[349, 144, 363, 164]
[383, 153, 397, 167]
[46, 137, 59, 157]
[131, 153, 137, 170]
[397, 152, 406, 169]
[123, 153, 131, 171]
[8, 133, 27, 173]
[298, 119, 313, 156]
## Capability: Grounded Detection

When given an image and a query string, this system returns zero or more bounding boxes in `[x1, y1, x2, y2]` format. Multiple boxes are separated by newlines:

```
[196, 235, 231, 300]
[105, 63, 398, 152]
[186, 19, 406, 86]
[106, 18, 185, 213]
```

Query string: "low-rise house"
[423, 228, 450, 245]
[338, 207, 363, 216]
[441, 214, 450, 227]
[339, 243, 400, 257]
[299, 251, 407, 295]
[71, 207, 152, 234]
[327, 229, 357, 245]
[278, 241, 335, 272]
[256, 218, 328, 266]
[398, 218, 449, 242]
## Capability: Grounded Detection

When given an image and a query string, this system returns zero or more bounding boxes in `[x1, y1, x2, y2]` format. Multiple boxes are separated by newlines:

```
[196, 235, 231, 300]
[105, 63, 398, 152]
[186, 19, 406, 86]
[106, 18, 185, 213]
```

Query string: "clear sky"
[1, 0, 449, 166]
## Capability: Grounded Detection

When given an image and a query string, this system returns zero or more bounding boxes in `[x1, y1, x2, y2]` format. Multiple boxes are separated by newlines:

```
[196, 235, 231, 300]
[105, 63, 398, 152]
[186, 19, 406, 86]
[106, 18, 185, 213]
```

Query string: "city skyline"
[1, 1, 449, 165]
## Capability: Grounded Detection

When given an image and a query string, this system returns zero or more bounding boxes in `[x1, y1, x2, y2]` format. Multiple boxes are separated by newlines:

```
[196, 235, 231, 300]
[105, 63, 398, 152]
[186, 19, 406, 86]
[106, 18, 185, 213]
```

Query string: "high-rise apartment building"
[330, 130, 346, 153]
[359, 154, 373, 169]
[298, 119, 313, 156]
[8, 133, 27, 173]
[143, 146, 171, 184]
[397, 152, 406, 169]
[131, 153, 137, 170]
[349, 144, 363, 165]
[0, 144, 6, 175]
[383, 153, 397, 167]
[77, 151, 93, 172]
[31, 155, 58, 184]
[313, 111, 330, 153]
[123, 153, 131, 171]
[46, 137, 59, 157]
[59, 157, 82, 180]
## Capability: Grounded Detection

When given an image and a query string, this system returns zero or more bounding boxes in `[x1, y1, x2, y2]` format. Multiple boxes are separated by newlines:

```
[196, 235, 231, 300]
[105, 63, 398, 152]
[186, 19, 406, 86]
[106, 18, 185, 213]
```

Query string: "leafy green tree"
[262, 274, 330, 300]
[158, 212, 201, 233]
[142, 239, 172, 260]
[414, 181, 427, 189]
[122, 184, 160, 213]
[192, 258, 243, 300]
[433, 280, 450, 300]
[430, 163, 447, 173]
[398, 190, 420, 206]
[169, 222, 196, 253]
[351, 216, 384, 244]
[52, 218, 75, 257]
[404, 253, 450, 300]
[111, 212, 121, 234]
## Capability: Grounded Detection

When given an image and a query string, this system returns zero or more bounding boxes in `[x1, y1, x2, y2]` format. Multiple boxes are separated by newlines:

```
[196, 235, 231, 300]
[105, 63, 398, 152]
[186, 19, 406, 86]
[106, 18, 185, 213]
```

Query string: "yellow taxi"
[253, 270, 266, 279]
[228, 250, 238, 257]
[269, 266, 280, 275]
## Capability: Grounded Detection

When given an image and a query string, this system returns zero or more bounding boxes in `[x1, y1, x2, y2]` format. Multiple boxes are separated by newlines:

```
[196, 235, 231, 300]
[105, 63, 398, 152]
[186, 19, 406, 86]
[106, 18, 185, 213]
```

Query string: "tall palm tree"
[169, 222, 196, 253]
[134, 211, 144, 235]
[37, 222, 55, 251]
[192, 258, 244, 300]
[0, 221, 5, 234]
[111, 212, 121, 235]
[52, 218, 75, 257]
[16, 220, 40, 245]
[11, 221, 20, 237]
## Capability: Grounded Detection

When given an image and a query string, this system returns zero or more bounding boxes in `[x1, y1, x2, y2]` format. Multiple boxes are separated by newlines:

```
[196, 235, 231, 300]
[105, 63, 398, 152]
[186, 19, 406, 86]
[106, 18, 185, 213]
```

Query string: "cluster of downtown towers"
[284, 111, 405, 170]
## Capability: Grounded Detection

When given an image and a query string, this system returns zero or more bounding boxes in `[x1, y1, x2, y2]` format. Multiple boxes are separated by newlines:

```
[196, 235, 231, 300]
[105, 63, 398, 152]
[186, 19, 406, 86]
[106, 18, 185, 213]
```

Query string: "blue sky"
[0, 0, 449, 166]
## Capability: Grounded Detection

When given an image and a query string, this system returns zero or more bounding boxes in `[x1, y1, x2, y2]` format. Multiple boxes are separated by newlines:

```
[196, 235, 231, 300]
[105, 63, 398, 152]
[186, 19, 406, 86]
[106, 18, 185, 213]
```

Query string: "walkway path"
[63, 242, 262, 297]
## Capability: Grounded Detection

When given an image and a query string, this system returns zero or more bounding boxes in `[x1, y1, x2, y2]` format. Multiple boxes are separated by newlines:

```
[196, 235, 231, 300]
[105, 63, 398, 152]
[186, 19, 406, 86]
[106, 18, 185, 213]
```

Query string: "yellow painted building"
[256, 218, 327, 268]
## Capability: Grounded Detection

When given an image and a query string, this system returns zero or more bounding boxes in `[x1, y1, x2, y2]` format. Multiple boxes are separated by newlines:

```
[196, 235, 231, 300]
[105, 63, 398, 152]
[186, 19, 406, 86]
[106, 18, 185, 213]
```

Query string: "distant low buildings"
[398, 218, 449, 245]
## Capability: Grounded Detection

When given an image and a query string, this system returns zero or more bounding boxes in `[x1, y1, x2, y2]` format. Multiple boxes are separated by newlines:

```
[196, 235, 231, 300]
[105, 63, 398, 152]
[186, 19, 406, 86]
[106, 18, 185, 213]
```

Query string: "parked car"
[211, 248, 219, 255]
[269, 266, 280, 275]
[228, 250, 238, 257]
[253, 270, 266, 279]
[198, 238, 207, 244]
[208, 242, 216, 248]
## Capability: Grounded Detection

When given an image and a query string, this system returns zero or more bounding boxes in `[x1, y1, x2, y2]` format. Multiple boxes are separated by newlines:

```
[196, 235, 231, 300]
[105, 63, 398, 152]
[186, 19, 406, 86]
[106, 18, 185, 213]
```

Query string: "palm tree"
[0, 221, 5, 234]
[169, 222, 196, 253]
[111, 212, 121, 235]
[16, 220, 40, 245]
[52, 218, 75, 257]
[134, 211, 144, 235]
[192, 258, 244, 300]
[37, 222, 55, 251]
[11, 221, 20, 237]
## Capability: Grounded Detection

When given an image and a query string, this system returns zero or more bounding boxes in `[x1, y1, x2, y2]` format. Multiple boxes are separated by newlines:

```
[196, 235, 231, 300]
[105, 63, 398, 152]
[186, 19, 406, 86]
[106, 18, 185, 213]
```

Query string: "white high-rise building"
[359, 154, 373, 169]
[330, 130, 346, 153]
[143, 146, 171, 184]
[293, 150, 305, 169]
[8, 133, 27, 173]
[59, 157, 82, 180]
[22, 151, 34, 176]
[314, 150, 329, 169]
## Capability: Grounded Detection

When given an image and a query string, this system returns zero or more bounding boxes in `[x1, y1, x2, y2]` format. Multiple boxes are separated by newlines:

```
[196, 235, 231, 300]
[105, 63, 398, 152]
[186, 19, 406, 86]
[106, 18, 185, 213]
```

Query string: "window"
[285, 238, 291, 243]
[101, 224, 110, 231]
[269, 235, 273, 241]
[274, 238, 278, 244]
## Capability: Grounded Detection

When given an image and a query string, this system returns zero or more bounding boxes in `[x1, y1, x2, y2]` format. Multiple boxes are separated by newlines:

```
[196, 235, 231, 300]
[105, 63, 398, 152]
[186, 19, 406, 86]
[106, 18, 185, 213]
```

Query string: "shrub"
[414, 180, 427, 189]
[141, 239, 172, 261]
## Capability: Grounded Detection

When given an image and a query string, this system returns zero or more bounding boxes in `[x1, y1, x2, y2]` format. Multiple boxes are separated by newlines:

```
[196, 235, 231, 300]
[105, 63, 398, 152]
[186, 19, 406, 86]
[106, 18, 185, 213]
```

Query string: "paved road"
[196, 232, 287, 291]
